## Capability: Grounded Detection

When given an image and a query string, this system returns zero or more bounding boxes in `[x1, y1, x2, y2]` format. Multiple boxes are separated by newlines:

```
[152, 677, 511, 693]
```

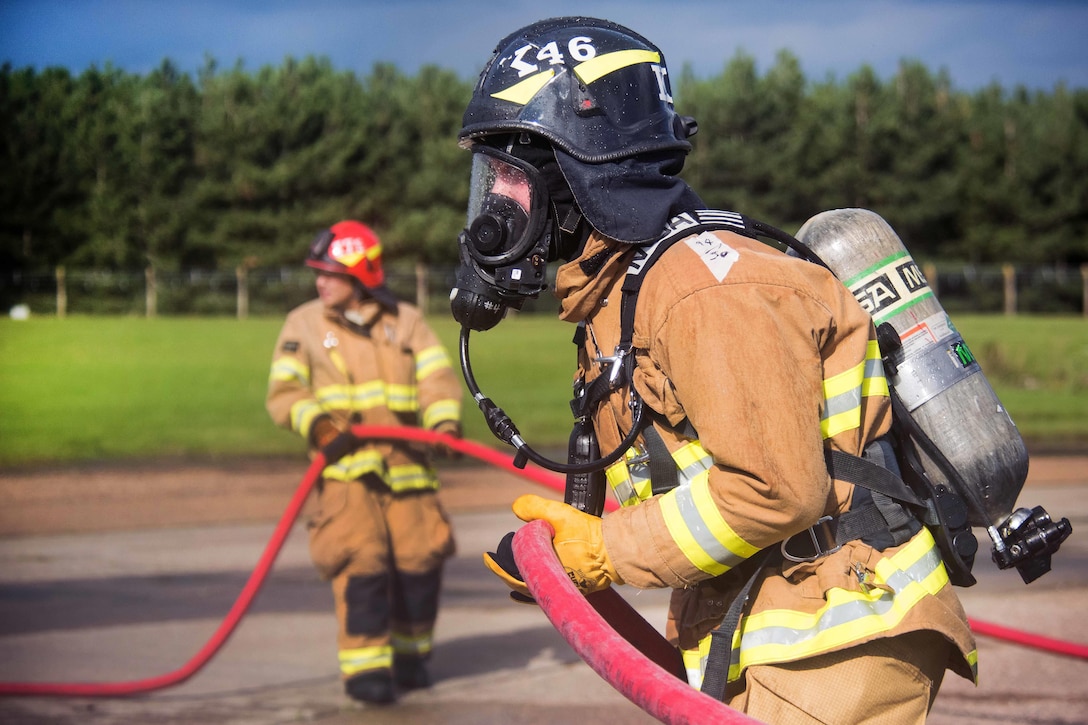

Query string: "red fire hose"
[0, 426, 564, 698]
[0, 425, 1084, 703]
[512, 519, 761, 724]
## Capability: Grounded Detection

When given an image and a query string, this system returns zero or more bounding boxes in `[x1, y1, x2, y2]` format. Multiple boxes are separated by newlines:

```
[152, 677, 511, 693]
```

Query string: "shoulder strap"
[618, 210, 758, 353]
[824, 448, 922, 507]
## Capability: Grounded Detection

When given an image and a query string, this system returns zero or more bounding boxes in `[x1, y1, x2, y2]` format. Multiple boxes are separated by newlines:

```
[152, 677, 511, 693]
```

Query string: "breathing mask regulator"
[451, 134, 645, 484]
[451, 135, 584, 332]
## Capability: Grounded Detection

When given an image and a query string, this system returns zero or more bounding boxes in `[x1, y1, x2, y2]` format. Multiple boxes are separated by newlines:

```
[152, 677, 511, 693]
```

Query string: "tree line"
[2, 51, 1086, 307]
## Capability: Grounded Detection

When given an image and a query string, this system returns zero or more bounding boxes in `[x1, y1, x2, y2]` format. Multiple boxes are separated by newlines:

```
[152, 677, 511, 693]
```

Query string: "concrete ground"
[0, 456, 1086, 724]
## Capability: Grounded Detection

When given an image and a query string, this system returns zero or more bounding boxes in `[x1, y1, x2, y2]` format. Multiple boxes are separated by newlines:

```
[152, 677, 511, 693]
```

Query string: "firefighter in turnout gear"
[267, 220, 461, 705]
[457, 18, 977, 723]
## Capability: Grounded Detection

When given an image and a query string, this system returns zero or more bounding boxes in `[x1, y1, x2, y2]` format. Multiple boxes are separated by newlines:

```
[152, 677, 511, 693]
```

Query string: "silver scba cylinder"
[795, 208, 1028, 529]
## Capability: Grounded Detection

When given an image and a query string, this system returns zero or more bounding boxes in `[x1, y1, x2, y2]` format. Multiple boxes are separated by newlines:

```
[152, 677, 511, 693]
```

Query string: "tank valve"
[991, 506, 1072, 584]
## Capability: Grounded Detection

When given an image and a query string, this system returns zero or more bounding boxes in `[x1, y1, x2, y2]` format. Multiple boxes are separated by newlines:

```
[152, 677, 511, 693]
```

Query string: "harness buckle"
[593, 346, 629, 390]
[781, 515, 841, 563]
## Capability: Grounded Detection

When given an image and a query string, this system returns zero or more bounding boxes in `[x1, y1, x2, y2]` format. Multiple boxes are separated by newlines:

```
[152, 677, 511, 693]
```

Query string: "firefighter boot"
[344, 669, 396, 705]
[394, 655, 432, 690]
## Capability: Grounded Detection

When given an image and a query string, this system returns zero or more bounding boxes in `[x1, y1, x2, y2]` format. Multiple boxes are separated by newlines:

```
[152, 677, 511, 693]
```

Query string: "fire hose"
[0, 425, 1085, 705]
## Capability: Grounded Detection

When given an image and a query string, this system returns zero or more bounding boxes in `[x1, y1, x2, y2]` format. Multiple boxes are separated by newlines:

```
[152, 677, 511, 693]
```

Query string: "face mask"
[451, 144, 555, 330]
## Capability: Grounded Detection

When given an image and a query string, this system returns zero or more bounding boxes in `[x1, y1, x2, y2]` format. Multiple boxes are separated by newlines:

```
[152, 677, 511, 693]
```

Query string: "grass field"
[0, 313, 1085, 467]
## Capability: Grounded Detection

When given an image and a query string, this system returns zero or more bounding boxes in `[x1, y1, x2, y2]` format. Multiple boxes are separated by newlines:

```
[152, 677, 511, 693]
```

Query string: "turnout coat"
[554, 226, 977, 687]
[266, 297, 462, 491]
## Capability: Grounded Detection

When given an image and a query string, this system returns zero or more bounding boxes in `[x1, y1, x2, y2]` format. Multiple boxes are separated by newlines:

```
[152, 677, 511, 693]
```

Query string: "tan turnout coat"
[266, 298, 462, 490]
[555, 228, 976, 685]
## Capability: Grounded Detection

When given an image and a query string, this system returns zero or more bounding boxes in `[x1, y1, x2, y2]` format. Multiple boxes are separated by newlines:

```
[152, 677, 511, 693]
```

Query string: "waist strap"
[780, 503, 892, 562]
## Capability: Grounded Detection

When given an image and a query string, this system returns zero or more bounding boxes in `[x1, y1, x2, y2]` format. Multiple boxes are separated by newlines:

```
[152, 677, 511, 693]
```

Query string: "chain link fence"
[1, 263, 1086, 319]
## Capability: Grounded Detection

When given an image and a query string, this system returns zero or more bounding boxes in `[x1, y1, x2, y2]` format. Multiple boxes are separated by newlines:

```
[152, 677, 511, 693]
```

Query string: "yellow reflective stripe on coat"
[339, 645, 393, 677]
[290, 398, 324, 436]
[322, 448, 386, 482]
[322, 453, 438, 492]
[605, 439, 714, 509]
[314, 381, 420, 414]
[386, 463, 439, 493]
[691, 528, 964, 686]
[660, 476, 761, 577]
[415, 344, 453, 380]
[605, 436, 758, 577]
[392, 630, 434, 657]
[821, 341, 888, 439]
[269, 355, 310, 386]
[606, 445, 651, 508]
[384, 382, 417, 413]
[422, 399, 462, 430]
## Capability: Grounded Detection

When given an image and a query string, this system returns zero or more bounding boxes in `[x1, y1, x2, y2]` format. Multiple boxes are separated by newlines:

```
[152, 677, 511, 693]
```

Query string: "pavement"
[0, 457, 1086, 724]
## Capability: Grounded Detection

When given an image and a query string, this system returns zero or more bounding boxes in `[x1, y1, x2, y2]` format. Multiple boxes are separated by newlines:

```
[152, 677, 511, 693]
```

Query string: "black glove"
[482, 531, 536, 604]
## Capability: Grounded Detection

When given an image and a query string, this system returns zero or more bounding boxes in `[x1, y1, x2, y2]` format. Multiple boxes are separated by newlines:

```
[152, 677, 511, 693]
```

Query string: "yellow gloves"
[483, 494, 623, 598]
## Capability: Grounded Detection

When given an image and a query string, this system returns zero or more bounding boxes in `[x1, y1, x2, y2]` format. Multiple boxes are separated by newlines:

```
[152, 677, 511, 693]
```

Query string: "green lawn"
[0, 313, 1084, 467]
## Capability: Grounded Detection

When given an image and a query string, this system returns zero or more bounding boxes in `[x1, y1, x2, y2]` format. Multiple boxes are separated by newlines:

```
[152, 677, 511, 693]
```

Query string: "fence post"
[415, 261, 428, 314]
[1002, 264, 1017, 316]
[55, 265, 67, 318]
[1082, 264, 1088, 319]
[236, 265, 249, 320]
[145, 266, 157, 318]
[923, 263, 938, 297]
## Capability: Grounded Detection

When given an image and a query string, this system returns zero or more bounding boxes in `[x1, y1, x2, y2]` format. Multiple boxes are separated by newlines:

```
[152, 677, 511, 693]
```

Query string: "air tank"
[796, 208, 1028, 528]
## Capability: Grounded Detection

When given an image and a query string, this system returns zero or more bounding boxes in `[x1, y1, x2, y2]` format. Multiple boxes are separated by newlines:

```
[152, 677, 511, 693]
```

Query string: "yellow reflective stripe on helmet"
[574, 49, 661, 85]
[490, 48, 661, 106]
[386, 463, 438, 493]
[392, 630, 434, 657]
[322, 448, 386, 481]
[491, 69, 555, 104]
[422, 399, 461, 430]
[290, 398, 324, 436]
[339, 645, 393, 676]
[415, 345, 453, 380]
[660, 477, 761, 576]
[269, 355, 310, 385]
[721, 529, 956, 682]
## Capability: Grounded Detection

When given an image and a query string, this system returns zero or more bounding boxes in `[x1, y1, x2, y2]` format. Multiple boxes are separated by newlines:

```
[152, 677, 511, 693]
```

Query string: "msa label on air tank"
[845, 251, 933, 324]
[890, 312, 981, 411]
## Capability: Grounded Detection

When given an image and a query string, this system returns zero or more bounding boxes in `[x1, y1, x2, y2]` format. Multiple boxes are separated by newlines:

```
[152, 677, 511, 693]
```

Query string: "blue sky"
[1, 0, 1085, 91]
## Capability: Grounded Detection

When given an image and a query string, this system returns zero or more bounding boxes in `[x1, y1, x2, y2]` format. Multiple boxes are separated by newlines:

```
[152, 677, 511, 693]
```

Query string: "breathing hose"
[0, 426, 1084, 703]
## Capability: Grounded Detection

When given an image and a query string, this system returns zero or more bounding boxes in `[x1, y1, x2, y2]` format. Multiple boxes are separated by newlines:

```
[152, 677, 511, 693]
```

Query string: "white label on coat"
[686, 233, 739, 282]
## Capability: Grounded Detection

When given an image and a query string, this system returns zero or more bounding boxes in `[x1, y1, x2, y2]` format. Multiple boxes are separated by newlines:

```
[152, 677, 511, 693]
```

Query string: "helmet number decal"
[510, 36, 598, 77]
[651, 65, 673, 103]
[329, 236, 368, 267]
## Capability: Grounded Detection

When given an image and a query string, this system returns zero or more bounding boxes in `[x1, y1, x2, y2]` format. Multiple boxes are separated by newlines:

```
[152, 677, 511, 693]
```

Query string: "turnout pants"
[725, 629, 951, 724]
[307, 478, 456, 680]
